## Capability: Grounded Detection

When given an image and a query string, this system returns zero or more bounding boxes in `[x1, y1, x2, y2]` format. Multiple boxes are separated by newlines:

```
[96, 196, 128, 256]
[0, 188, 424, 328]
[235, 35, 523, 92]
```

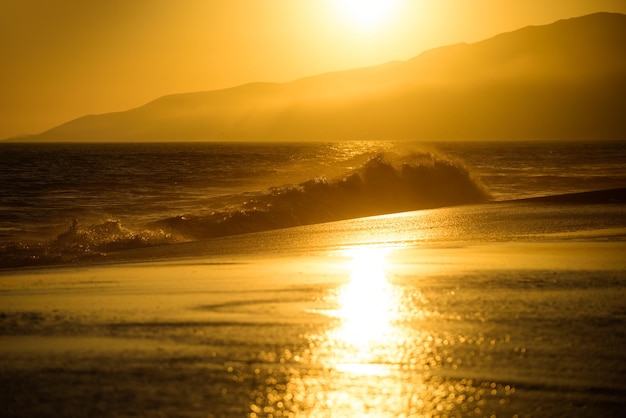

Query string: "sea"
[1, 140, 626, 417]
[1, 140, 625, 267]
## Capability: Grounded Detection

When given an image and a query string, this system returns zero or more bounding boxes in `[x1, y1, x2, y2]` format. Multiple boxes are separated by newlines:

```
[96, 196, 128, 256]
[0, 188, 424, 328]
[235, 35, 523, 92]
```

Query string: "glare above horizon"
[333, 0, 403, 32]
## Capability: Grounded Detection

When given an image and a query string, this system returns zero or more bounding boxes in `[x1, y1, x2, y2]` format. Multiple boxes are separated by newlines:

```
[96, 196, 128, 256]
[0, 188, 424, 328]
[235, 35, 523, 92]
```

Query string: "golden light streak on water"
[298, 245, 416, 416]
[327, 246, 398, 374]
[245, 244, 521, 416]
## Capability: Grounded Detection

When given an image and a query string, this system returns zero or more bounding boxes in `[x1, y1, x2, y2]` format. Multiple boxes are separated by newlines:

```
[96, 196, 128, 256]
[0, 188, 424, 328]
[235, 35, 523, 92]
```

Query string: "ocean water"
[1, 140, 626, 417]
[1, 140, 625, 267]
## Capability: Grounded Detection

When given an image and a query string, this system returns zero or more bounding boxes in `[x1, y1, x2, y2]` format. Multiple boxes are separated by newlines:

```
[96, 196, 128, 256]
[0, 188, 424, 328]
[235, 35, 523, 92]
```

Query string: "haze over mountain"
[12, 12, 626, 142]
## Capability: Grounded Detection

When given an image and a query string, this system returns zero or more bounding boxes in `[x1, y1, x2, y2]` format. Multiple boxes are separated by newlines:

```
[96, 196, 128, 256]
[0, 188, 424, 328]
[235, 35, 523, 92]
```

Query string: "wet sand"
[1, 234, 625, 417]
[2, 193, 626, 417]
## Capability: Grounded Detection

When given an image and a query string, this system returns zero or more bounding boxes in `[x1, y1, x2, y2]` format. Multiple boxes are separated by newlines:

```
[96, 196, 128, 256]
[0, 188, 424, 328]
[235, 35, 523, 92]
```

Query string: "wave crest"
[151, 152, 490, 239]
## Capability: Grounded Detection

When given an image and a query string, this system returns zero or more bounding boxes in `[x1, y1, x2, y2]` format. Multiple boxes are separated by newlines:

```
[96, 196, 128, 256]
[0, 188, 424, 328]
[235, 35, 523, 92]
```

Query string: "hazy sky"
[2, 0, 625, 139]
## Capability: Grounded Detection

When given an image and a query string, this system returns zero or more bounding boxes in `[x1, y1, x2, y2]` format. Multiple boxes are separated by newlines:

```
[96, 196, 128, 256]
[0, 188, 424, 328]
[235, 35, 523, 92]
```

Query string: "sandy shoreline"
[1, 193, 625, 416]
[2, 233, 625, 417]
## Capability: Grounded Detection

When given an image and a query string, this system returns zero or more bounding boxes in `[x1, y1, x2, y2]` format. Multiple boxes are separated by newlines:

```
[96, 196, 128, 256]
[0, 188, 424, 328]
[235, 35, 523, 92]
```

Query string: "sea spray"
[151, 152, 490, 239]
[0, 219, 178, 267]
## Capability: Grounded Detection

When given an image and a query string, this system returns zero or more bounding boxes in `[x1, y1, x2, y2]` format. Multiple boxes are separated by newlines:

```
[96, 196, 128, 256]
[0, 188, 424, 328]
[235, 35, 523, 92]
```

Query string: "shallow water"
[1, 198, 625, 417]
[1, 243, 625, 417]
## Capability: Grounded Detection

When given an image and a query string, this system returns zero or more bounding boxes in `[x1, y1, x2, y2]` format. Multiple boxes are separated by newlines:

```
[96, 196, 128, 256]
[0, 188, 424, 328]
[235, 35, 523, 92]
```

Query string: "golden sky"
[2, 0, 626, 139]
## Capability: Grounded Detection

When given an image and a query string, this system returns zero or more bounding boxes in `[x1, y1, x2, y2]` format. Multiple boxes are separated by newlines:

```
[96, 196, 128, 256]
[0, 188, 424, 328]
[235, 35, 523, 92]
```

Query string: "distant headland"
[7, 12, 626, 142]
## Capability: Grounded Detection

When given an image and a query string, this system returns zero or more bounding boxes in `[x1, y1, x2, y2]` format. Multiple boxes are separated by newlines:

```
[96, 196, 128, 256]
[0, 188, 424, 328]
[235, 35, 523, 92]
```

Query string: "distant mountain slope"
[15, 12, 626, 142]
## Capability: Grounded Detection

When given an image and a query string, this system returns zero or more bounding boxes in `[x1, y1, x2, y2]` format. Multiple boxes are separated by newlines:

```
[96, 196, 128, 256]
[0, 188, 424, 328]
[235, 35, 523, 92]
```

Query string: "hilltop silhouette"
[13, 12, 626, 142]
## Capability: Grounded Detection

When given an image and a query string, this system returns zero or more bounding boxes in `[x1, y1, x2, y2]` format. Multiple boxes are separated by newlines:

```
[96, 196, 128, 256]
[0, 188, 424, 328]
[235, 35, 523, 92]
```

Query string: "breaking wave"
[151, 152, 489, 240]
[0, 219, 177, 268]
[0, 152, 489, 267]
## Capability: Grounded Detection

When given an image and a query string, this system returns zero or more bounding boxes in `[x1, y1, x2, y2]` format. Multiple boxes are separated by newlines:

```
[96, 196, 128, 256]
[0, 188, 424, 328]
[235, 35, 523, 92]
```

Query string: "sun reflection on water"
[326, 246, 399, 374]
[298, 245, 412, 416]
[242, 245, 518, 417]
[290, 245, 516, 417]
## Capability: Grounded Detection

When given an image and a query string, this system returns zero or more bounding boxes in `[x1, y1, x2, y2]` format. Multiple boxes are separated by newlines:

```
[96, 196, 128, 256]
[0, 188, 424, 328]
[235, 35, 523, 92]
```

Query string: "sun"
[334, 0, 402, 32]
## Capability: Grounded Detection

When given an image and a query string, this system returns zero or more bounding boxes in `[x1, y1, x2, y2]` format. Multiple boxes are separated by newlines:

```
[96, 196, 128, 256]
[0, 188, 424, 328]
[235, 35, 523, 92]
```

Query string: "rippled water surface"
[1, 236, 625, 417]
[2, 140, 625, 243]
[1, 140, 625, 416]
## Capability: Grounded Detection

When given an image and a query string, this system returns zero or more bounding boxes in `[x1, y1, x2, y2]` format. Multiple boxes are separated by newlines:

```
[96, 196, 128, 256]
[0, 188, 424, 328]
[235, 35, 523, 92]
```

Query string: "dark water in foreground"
[1, 140, 625, 267]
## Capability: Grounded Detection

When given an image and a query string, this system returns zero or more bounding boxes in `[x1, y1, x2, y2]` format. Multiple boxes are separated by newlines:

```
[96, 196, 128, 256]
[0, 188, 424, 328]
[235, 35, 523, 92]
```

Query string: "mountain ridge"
[10, 12, 626, 142]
